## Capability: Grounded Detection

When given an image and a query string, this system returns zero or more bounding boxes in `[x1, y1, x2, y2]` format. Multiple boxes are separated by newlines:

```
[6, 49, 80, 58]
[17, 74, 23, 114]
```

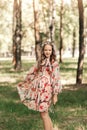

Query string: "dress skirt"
[17, 60, 62, 112]
[17, 72, 52, 112]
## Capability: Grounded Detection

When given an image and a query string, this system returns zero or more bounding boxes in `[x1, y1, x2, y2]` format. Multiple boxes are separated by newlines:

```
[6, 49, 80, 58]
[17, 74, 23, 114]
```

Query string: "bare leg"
[40, 111, 53, 130]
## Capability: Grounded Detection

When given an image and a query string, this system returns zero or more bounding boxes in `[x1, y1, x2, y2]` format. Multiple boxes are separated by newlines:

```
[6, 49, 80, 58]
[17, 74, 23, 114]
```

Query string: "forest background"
[0, 0, 87, 130]
[0, 0, 87, 84]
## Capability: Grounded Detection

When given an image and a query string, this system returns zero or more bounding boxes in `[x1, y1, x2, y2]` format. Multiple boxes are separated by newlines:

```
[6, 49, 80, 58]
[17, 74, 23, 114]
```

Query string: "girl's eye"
[44, 49, 51, 51]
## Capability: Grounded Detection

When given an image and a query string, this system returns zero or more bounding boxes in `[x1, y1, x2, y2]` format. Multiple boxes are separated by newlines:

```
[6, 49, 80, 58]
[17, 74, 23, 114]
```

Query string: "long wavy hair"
[40, 41, 56, 64]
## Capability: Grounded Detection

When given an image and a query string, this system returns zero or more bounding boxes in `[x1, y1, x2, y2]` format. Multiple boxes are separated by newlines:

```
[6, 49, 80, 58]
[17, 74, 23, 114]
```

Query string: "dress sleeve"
[52, 61, 62, 95]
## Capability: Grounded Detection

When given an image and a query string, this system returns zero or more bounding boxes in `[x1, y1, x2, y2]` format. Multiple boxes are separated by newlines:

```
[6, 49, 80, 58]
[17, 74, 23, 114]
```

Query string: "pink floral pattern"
[17, 59, 62, 112]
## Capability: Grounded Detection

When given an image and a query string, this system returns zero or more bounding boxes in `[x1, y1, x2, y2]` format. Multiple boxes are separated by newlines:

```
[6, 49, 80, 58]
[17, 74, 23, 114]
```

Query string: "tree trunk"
[72, 28, 76, 57]
[12, 0, 22, 70]
[49, 0, 55, 42]
[33, 0, 41, 62]
[76, 0, 85, 84]
[59, 0, 63, 63]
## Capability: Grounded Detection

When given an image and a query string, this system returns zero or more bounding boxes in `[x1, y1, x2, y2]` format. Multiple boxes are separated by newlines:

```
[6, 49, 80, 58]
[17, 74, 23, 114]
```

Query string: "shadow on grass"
[49, 84, 87, 130]
[0, 85, 43, 130]
[0, 61, 34, 73]
[0, 58, 87, 130]
[59, 85, 87, 107]
[0, 84, 87, 130]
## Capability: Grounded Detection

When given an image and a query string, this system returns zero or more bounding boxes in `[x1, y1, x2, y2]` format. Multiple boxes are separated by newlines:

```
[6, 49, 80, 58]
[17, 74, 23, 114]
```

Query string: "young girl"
[17, 41, 62, 130]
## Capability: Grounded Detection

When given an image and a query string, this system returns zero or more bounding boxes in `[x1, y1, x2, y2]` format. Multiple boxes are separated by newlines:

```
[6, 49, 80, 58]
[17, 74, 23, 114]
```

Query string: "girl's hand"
[52, 95, 58, 105]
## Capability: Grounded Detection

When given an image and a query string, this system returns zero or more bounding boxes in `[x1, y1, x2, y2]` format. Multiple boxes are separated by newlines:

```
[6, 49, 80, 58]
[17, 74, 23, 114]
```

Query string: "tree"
[12, 0, 22, 70]
[76, 0, 85, 84]
[49, 0, 55, 42]
[72, 27, 76, 57]
[33, 0, 41, 62]
[59, 0, 64, 63]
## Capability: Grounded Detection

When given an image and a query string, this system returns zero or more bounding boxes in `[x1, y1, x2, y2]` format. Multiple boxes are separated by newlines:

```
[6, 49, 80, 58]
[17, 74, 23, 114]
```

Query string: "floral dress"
[17, 59, 62, 112]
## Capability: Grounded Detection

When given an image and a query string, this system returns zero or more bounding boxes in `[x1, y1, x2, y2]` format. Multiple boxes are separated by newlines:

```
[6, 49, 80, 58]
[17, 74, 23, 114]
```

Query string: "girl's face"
[43, 44, 52, 58]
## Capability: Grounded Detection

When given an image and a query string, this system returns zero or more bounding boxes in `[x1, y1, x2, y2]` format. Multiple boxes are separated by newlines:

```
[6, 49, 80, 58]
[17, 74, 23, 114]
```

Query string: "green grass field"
[0, 58, 87, 130]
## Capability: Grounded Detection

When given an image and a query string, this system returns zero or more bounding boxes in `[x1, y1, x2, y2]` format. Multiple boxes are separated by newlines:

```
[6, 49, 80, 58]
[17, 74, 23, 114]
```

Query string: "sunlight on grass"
[60, 58, 87, 85]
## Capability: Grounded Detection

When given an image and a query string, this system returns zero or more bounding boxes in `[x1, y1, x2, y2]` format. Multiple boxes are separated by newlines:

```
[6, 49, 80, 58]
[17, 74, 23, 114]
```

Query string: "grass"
[0, 57, 87, 130]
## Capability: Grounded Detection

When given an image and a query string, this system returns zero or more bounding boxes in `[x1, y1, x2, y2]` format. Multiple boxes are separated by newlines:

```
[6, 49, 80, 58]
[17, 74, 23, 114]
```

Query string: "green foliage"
[0, 0, 87, 54]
